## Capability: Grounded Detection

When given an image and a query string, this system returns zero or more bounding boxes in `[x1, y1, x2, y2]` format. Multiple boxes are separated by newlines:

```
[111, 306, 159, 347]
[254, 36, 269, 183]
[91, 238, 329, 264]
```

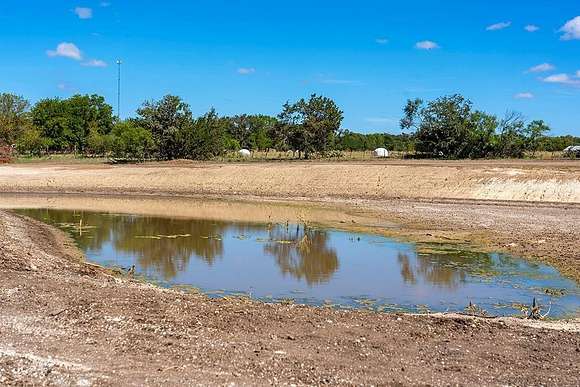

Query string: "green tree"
[496, 112, 527, 158]
[182, 109, 227, 160]
[31, 94, 114, 153]
[137, 95, 193, 160]
[401, 94, 477, 158]
[277, 94, 343, 158]
[15, 128, 50, 156]
[524, 120, 551, 156]
[110, 120, 155, 160]
[31, 98, 70, 151]
[67, 94, 114, 152]
[0, 93, 30, 145]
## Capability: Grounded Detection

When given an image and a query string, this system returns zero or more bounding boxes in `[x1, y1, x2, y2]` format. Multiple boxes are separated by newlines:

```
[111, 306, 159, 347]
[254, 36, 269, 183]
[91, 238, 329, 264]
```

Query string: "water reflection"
[397, 249, 494, 289]
[16, 208, 579, 316]
[264, 224, 338, 285]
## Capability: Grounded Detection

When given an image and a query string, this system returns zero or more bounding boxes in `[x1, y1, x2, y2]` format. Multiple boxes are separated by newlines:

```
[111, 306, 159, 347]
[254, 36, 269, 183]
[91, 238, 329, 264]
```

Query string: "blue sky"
[0, 1, 579, 135]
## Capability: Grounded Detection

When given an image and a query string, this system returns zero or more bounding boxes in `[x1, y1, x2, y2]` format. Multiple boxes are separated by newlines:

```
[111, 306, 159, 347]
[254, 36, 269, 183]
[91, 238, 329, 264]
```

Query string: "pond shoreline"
[1, 190, 579, 283]
[1, 209, 579, 385]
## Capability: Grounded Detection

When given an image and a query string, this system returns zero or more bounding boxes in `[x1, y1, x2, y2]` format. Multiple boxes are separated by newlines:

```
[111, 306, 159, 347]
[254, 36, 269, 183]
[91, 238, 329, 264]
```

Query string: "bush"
[86, 129, 112, 156]
[15, 128, 50, 156]
[110, 121, 155, 161]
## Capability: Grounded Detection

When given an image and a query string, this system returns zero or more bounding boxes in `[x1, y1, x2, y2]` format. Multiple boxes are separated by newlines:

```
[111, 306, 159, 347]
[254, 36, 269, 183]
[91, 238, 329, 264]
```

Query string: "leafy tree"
[226, 114, 277, 150]
[31, 98, 70, 151]
[66, 94, 114, 152]
[277, 94, 343, 158]
[110, 120, 155, 160]
[401, 94, 478, 158]
[137, 95, 193, 160]
[467, 111, 499, 158]
[31, 95, 113, 153]
[182, 109, 227, 160]
[524, 120, 551, 155]
[15, 127, 50, 156]
[0, 93, 30, 145]
[496, 111, 527, 158]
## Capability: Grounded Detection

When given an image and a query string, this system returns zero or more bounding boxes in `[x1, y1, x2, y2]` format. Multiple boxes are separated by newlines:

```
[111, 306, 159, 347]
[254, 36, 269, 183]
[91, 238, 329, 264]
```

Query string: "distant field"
[13, 150, 573, 164]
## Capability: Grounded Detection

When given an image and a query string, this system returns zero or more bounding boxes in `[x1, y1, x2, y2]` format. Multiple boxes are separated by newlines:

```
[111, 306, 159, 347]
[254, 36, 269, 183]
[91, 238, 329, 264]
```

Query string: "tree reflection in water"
[264, 224, 339, 285]
[397, 248, 494, 288]
[19, 209, 339, 284]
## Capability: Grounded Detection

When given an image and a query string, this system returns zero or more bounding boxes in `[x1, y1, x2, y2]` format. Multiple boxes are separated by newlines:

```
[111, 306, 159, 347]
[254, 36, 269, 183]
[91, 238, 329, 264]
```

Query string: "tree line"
[0, 92, 578, 160]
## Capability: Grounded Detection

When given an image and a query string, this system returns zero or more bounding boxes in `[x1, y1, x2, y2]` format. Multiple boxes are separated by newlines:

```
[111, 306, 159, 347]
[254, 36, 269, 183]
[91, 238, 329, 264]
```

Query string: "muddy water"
[18, 208, 579, 317]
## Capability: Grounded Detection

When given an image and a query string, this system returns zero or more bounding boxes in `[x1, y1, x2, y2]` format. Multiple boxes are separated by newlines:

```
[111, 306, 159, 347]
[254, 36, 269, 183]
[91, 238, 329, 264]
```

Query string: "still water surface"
[18, 208, 579, 317]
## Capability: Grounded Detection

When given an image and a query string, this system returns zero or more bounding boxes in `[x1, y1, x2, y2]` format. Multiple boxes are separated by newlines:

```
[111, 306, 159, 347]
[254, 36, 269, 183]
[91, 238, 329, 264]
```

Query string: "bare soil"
[0, 160, 579, 385]
[1, 159, 579, 203]
[1, 211, 579, 386]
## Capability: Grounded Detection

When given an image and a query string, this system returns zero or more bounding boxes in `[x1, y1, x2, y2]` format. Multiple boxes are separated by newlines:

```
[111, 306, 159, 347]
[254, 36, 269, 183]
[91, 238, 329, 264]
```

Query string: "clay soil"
[1, 211, 579, 386]
[0, 159, 579, 385]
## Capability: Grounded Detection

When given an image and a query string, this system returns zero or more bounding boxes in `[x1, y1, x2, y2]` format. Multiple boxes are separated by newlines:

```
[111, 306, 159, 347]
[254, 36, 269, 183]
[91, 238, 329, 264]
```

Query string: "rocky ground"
[1, 210, 579, 386]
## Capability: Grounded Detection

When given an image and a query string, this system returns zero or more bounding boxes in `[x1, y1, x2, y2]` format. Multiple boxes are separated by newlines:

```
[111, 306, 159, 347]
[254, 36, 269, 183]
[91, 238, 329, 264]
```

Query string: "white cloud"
[47, 42, 82, 60]
[514, 92, 534, 99]
[559, 16, 580, 40]
[237, 67, 256, 75]
[375, 37, 388, 45]
[576, 70, 580, 78]
[74, 7, 93, 19]
[527, 63, 555, 73]
[542, 73, 580, 86]
[82, 59, 107, 67]
[524, 25, 540, 32]
[415, 40, 439, 50]
[486, 21, 511, 31]
[57, 83, 67, 90]
[100, 2, 111, 7]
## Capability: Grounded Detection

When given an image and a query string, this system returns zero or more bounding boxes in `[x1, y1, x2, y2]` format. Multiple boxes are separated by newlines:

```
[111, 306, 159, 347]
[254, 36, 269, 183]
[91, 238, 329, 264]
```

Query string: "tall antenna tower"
[116, 59, 122, 119]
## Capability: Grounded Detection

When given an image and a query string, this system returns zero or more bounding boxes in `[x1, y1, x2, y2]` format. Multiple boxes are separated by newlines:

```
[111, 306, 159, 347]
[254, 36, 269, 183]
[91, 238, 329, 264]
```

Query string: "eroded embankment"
[0, 210, 579, 386]
[0, 159, 579, 203]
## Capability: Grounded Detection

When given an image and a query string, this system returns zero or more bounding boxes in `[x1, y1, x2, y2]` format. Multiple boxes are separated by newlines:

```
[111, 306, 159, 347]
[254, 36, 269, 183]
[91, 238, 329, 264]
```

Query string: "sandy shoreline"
[1, 210, 579, 385]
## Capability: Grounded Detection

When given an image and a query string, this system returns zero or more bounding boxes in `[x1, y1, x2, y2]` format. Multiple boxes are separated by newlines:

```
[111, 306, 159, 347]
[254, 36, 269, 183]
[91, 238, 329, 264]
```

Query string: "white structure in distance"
[373, 148, 389, 158]
[238, 149, 251, 157]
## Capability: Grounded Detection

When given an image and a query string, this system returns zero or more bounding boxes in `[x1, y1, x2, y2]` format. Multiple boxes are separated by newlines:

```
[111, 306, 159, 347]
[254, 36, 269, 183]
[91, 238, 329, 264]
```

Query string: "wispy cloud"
[514, 92, 534, 99]
[82, 59, 107, 67]
[100, 1, 111, 7]
[486, 21, 511, 31]
[527, 63, 555, 73]
[415, 40, 439, 50]
[74, 7, 93, 19]
[524, 24, 540, 32]
[237, 67, 256, 75]
[559, 16, 580, 40]
[375, 37, 388, 45]
[47, 42, 82, 60]
[542, 73, 580, 86]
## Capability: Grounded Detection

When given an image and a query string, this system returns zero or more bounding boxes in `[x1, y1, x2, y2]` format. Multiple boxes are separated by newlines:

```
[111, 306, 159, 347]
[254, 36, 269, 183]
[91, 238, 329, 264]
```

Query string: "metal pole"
[116, 60, 122, 119]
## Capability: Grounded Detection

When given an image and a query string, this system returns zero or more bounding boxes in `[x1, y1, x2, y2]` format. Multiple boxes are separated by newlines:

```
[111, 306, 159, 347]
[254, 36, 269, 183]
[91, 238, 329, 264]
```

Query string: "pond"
[17, 208, 579, 317]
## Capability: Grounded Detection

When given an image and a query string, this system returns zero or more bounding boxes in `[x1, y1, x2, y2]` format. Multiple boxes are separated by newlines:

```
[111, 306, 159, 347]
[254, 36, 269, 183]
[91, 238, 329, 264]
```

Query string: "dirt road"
[1, 211, 579, 386]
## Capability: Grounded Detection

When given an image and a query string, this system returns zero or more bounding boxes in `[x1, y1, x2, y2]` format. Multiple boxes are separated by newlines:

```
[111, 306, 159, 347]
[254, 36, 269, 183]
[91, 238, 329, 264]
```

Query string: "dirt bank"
[1, 159, 579, 203]
[1, 210, 579, 386]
